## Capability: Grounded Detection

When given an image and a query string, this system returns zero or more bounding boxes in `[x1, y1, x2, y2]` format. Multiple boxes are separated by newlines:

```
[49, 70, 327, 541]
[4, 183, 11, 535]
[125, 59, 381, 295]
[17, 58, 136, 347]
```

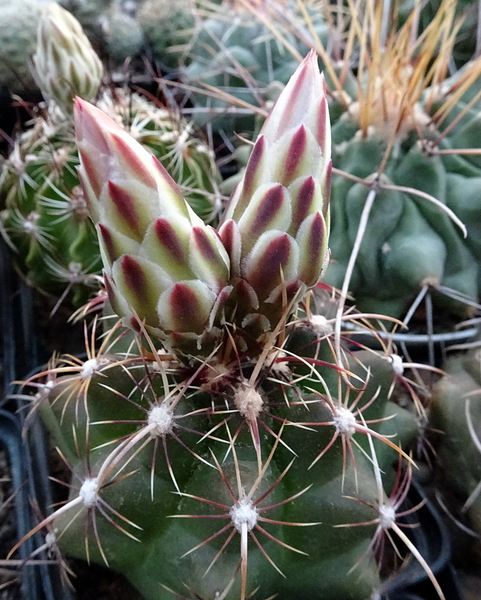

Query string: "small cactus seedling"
[8, 53, 436, 600]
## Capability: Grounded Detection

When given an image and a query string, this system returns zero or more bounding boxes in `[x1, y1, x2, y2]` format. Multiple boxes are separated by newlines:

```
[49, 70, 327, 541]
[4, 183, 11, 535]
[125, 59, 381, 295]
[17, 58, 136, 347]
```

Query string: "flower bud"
[74, 99, 231, 353]
[219, 50, 331, 330]
[33, 3, 104, 115]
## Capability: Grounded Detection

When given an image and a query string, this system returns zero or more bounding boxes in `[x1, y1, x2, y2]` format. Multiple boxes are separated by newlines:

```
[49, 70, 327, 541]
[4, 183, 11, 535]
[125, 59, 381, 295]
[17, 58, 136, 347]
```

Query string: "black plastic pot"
[0, 239, 74, 600]
[0, 408, 74, 600]
[343, 321, 480, 368]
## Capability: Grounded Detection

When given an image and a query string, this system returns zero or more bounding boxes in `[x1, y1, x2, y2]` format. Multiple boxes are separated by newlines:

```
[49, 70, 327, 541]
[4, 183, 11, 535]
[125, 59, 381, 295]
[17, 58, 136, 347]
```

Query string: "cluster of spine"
[397, 0, 481, 68]
[11, 53, 430, 600]
[0, 3, 221, 310]
[0, 112, 100, 308]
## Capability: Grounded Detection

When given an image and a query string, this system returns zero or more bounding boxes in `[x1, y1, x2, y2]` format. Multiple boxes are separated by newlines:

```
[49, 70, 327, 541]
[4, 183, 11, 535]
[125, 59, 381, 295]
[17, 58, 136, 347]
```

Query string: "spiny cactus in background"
[0, 111, 101, 310]
[181, 0, 329, 134]
[431, 347, 481, 537]
[137, 0, 194, 69]
[0, 2, 105, 310]
[10, 53, 437, 600]
[0, 3, 221, 311]
[398, 0, 481, 68]
[227, 0, 481, 333]
[97, 0, 145, 64]
[320, 0, 481, 328]
[0, 0, 44, 98]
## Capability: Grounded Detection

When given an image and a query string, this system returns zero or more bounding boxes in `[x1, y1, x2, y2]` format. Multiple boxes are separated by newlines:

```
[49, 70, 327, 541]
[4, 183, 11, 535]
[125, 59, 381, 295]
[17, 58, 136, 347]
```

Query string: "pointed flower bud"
[219, 50, 331, 329]
[33, 3, 104, 115]
[74, 99, 231, 353]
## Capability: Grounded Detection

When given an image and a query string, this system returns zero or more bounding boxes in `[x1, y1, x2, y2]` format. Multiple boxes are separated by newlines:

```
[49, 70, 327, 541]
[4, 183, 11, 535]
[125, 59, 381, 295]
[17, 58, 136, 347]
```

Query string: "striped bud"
[219, 50, 331, 329]
[33, 3, 104, 115]
[74, 99, 231, 353]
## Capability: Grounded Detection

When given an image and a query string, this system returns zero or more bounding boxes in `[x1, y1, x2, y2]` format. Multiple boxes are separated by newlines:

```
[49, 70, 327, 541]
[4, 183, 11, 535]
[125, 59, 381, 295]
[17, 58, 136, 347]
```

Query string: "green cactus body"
[33, 320, 418, 600]
[14, 52, 428, 600]
[431, 348, 481, 536]
[98, 2, 145, 63]
[137, 0, 195, 68]
[0, 115, 100, 307]
[321, 23, 481, 326]
[0, 0, 43, 97]
[182, 1, 329, 133]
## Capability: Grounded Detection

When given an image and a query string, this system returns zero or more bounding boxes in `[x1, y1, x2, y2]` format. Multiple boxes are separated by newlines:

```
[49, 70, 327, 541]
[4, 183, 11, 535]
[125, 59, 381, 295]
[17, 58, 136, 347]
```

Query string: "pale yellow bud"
[33, 3, 104, 115]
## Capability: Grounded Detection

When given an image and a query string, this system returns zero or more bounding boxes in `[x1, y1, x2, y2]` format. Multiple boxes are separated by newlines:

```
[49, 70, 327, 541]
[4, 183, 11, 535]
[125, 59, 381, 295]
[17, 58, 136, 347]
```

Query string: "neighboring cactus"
[0, 4, 221, 311]
[0, 2, 105, 309]
[181, 0, 329, 133]
[398, 0, 481, 68]
[137, 0, 194, 68]
[431, 348, 481, 536]
[319, 0, 481, 326]
[0, 0, 44, 97]
[97, 0, 145, 63]
[220, 0, 481, 330]
[10, 53, 432, 600]
[0, 112, 101, 309]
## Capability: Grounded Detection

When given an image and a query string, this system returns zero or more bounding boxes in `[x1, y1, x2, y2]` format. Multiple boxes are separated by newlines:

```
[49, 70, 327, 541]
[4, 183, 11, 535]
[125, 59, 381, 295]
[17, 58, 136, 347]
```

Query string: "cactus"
[431, 348, 481, 536]
[0, 0, 44, 98]
[219, 0, 481, 332]
[10, 53, 436, 600]
[0, 111, 101, 309]
[398, 0, 481, 68]
[97, 0, 145, 63]
[137, 0, 194, 69]
[319, 0, 481, 327]
[181, 0, 329, 133]
[0, 3, 221, 311]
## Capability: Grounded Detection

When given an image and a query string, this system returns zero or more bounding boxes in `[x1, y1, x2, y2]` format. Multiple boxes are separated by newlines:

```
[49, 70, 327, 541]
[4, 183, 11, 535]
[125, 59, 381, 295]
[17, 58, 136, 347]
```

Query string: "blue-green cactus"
[182, 0, 329, 133]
